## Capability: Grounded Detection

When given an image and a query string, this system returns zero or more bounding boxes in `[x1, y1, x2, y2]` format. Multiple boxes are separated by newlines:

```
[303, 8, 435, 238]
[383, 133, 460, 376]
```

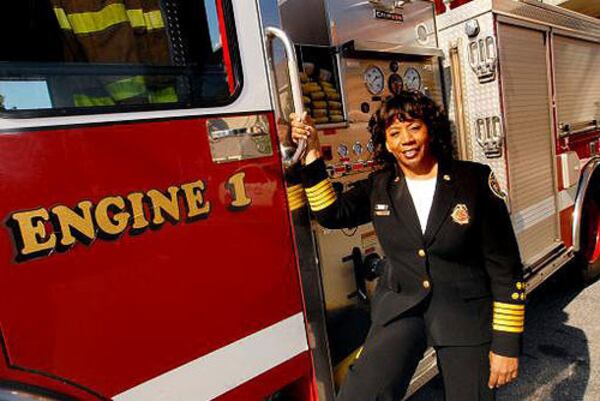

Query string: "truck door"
[0, 2, 313, 400]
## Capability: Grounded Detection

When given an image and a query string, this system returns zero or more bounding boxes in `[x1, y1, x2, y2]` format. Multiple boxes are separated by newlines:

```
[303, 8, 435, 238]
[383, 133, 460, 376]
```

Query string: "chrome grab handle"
[559, 119, 599, 138]
[265, 26, 307, 168]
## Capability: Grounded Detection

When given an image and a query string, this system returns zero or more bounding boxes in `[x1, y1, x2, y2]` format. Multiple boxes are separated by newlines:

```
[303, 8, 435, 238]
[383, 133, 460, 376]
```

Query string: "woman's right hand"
[290, 112, 321, 165]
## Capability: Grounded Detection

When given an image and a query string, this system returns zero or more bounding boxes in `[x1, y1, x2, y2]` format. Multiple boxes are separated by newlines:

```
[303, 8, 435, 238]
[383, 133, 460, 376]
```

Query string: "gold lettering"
[181, 180, 211, 219]
[10, 209, 56, 256]
[226, 172, 252, 210]
[126, 192, 150, 230]
[95, 196, 130, 236]
[147, 186, 180, 225]
[51, 201, 95, 247]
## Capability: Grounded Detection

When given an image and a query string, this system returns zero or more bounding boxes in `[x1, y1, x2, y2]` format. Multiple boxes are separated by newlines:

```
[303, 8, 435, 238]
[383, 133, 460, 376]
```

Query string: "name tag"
[375, 210, 391, 216]
[375, 204, 389, 211]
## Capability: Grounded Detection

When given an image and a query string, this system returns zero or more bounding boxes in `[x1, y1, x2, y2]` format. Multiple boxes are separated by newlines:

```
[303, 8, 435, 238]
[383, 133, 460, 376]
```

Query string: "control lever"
[347, 247, 383, 303]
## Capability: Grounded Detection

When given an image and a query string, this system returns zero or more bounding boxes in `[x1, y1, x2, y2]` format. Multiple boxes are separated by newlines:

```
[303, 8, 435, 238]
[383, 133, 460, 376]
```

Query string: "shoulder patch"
[488, 170, 506, 200]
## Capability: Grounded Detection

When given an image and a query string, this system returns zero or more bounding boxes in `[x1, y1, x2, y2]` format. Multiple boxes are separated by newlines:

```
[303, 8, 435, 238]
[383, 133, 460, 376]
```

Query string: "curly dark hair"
[369, 91, 453, 169]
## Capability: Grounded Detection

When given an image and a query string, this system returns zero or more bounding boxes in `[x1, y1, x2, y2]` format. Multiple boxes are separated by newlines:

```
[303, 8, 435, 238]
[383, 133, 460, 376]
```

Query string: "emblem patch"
[451, 204, 470, 225]
[488, 171, 506, 200]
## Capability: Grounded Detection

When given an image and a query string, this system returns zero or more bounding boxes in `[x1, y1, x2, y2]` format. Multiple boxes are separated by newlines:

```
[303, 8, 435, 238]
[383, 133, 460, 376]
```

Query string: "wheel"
[577, 173, 600, 282]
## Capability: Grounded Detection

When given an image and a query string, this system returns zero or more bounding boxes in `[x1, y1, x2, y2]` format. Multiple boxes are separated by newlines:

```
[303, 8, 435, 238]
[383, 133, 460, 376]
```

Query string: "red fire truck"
[0, 1, 598, 401]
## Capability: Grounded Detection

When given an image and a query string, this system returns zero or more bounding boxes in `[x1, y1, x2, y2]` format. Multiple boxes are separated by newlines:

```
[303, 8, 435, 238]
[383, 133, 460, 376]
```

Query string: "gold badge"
[488, 171, 506, 200]
[451, 204, 470, 225]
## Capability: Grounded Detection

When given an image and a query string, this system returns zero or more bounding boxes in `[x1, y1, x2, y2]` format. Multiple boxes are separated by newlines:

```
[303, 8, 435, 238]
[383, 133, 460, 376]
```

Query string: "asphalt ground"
[409, 264, 600, 401]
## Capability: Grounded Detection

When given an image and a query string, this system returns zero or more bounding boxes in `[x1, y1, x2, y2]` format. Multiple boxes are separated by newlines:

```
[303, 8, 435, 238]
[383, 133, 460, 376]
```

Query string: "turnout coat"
[301, 158, 525, 357]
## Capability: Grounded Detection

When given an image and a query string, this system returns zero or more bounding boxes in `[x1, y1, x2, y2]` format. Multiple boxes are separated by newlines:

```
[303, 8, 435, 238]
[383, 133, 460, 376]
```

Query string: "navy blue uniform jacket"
[301, 158, 525, 357]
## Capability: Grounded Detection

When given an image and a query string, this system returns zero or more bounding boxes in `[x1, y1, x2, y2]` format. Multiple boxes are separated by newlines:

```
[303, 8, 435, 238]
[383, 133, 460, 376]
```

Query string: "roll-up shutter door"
[497, 23, 559, 265]
[554, 35, 600, 128]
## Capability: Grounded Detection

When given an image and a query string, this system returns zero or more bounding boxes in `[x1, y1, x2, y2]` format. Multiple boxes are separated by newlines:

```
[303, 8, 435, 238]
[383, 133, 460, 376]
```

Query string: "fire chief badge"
[451, 204, 470, 225]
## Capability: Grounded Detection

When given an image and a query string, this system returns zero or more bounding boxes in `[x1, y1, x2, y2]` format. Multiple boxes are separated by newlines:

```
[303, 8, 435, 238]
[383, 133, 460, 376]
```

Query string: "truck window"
[0, 0, 240, 115]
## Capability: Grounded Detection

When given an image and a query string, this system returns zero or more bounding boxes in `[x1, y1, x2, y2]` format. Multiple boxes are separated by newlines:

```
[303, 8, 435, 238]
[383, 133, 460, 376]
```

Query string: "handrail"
[265, 27, 306, 168]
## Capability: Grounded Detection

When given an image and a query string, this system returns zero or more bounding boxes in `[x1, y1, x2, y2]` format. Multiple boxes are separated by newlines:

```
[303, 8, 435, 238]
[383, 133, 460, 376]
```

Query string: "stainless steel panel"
[328, 0, 437, 48]
[497, 22, 559, 264]
[279, 0, 330, 45]
[553, 35, 600, 129]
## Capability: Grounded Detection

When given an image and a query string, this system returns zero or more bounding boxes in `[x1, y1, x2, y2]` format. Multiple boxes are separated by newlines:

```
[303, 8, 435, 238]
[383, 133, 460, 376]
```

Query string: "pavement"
[409, 264, 600, 401]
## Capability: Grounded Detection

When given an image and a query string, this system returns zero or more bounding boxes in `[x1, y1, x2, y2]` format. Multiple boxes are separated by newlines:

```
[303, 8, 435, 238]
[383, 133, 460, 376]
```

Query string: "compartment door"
[497, 23, 559, 265]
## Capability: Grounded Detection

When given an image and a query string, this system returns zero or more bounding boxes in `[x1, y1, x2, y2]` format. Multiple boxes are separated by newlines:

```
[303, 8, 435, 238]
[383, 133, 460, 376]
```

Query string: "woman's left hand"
[488, 352, 519, 388]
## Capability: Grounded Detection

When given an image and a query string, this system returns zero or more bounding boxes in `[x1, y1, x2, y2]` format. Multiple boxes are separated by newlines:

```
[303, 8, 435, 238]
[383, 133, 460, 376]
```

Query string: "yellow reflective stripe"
[494, 302, 524, 311]
[106, 76, 147, 101]
[143, 10, 165, 30]
[305, 180, 333, 196]
[149, 86, 178, 104]
[126, 9, 165, 30]
[73, 94, 116, 107]
[53, 4, 128, 34]
[53, 4, 164, 35]
[53, 7, 71, 30]
[493, 324, 524, 333]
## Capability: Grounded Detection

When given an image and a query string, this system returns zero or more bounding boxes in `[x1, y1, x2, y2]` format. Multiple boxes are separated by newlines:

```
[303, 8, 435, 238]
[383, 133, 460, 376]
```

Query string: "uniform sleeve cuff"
[301, 158, 329, 188]
[491, 333, 522, 357]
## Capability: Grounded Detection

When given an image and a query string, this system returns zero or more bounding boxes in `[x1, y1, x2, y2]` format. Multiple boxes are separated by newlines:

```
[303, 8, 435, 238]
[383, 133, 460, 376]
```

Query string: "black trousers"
[336, 313, 495, 401]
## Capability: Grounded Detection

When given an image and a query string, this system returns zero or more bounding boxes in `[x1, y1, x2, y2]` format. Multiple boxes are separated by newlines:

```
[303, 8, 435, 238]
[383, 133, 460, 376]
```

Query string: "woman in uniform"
[290, 91, 525, 401]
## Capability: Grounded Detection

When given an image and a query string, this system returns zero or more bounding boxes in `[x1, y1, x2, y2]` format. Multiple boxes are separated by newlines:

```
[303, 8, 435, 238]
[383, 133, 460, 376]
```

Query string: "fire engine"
[0, 1, 597, 401]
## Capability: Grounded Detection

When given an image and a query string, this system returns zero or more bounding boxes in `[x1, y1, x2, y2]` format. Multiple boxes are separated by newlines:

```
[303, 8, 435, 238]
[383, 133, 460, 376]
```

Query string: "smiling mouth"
[402, 148, 420, 159]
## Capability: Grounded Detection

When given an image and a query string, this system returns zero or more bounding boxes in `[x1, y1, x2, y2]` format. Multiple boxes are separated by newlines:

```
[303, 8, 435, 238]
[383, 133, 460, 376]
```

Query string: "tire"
[576, 173, 600, 283]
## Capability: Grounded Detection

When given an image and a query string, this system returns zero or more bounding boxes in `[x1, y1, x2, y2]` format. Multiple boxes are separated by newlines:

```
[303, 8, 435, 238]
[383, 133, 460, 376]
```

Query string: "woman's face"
[385, 118, 436, 173]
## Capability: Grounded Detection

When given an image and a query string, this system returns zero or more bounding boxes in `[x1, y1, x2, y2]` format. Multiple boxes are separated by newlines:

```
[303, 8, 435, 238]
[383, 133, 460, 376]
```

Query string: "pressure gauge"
[388, 73, 404, 95]
[364, 65, 385, 95]
[353, 141, 363, 156]
[337, 143, 349, 158]
[404, 68, 422, 91]
[367, 139, 375, 154]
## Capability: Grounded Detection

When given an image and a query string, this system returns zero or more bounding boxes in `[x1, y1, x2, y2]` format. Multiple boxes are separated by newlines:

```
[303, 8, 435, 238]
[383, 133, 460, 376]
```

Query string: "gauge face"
[404, 68, 422, 91]
[367, 139, 375, 154]
[337, 144, 349, 158]
[353, 141, 363, 155]
[364, 66, 385, 95]
[388, 73, 404, 95]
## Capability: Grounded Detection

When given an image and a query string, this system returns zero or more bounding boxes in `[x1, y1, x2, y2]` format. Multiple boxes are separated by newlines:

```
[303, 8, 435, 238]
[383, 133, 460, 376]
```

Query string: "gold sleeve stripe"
[306, 184, 334, 201]
[310, 192, 337, 211]
[493, 315, 524, 323]
[493, 324, 524, 333]
[287, 184, 304, 195]
[493, 318, 524, 327]
[308, 192, 336, 206]
[494, 302, 525, 311]
[306, 179, 337, 211]
[288, 197, 307, 212]
[305, 179, 333, 196]
[493, 309, 525, 317]
[287, 184, 307, 212]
